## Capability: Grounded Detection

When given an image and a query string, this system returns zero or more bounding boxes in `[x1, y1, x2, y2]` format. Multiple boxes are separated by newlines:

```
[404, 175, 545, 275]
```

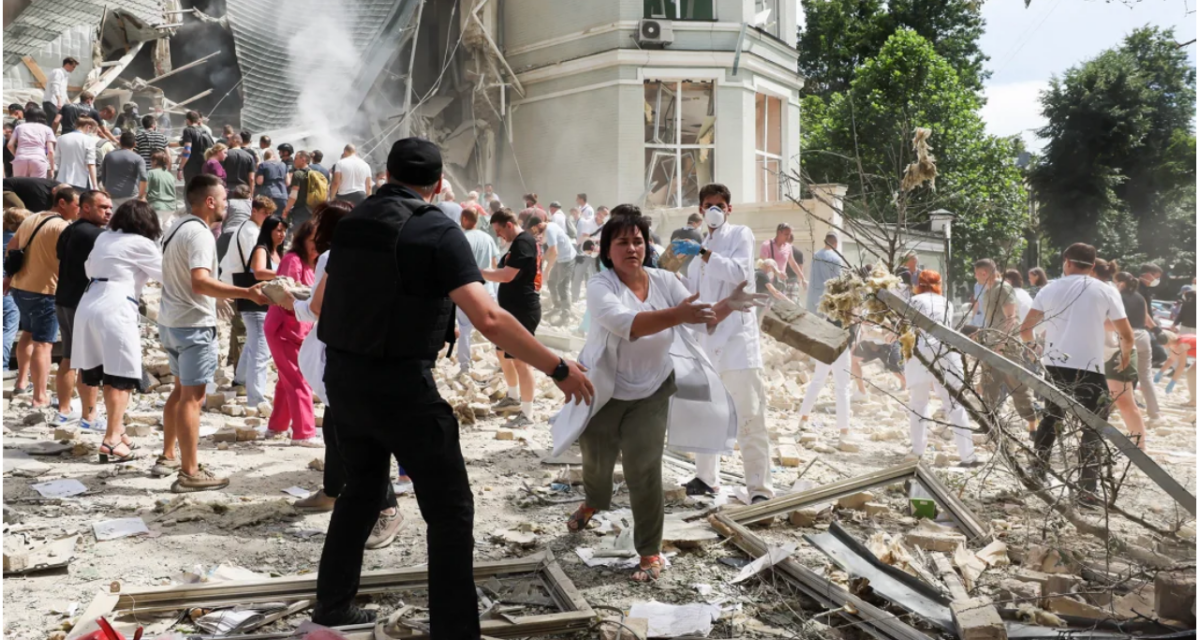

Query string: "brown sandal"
[566, 504, 597, 532]
[632, 555, 664, 582]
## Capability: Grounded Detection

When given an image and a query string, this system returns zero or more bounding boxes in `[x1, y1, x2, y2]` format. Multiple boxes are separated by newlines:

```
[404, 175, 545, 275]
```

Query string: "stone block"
[53, 425, 78, 441]
[257, 401, 273, 417]
[664, 487, 687, 503]
[1155, 571, 1197, 624]
[222, 404, 245, 417]
[837, 491, 874, 510]
[495, 430, 514, 441]
[863, 502, 890, 517]
[760, 299, 853, 365]
[998, 578, 1041, 605]
[124, 424, 153, 437]
[798, 433, 819, 446]
[243, 417, 263, 427]
[950, 598, 1006, 640]
[789, 506, 825, 527]
[904, 529, 966, 553]
[837, 440, 860, 453]
[212, 428, 238, 443]
[126, 412, 160, 426]
[777, 444, 802, 467]
[1045, 595, 1108, 620]
[1042, 574, 1082, 598]
[235, 427, 258, 442]
[1011, 568, 1052, 586]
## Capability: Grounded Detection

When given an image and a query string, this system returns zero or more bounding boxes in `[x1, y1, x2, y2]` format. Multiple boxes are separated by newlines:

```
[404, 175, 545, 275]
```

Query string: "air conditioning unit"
[635, 19, 674, 48]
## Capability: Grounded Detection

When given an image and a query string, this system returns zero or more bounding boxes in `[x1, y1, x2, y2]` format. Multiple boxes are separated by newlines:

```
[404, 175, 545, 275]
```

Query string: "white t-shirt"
[589, 269, 689, 400]
[159, 216, 219, 328]
[1031, 274, 1126, 374]
[576, 218, 599, 246]
[544, 220, 576, 263]
[219, 219, 261, 284]
[55, 131, 97, 189]
[44, 68, 69, 106]
[1013, 287, 1033, 323]
[333, 155, 372, 194]
[550, 210, 567, 231]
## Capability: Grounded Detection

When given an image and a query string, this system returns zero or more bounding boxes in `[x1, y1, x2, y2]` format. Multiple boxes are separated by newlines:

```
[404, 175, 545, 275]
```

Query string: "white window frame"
[755, 91, 784, 202]
[753, 0, 780, 37]
[644, 78, 717, 208]
[645, 0, 716, 21]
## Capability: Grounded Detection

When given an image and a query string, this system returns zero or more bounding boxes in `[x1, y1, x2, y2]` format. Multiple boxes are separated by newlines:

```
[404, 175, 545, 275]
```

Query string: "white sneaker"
[56, 411, 80, 424]
[291, 437, 325, 448]
[81, 417, 107, 432]
[850, 390, 868, 402]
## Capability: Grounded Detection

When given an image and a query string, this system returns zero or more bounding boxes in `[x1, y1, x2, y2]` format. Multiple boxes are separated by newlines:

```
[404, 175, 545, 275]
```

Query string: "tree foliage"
[1028, 27, 1196, 271]
[797, 0, 989, 97]
[802, 29, 1028, 279]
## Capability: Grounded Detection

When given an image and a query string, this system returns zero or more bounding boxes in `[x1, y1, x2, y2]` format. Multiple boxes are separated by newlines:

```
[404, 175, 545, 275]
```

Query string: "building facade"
[496, 0, 803, 210]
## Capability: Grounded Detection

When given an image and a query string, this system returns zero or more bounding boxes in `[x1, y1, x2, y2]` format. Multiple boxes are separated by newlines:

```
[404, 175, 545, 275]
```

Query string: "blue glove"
[1165, 379, 1176, 394]
[1154, 370, 1164, 383]
[671, 239, 702, 256]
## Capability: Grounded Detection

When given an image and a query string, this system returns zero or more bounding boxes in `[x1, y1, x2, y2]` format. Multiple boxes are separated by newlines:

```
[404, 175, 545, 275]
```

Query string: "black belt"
[87, 278, 137, 305]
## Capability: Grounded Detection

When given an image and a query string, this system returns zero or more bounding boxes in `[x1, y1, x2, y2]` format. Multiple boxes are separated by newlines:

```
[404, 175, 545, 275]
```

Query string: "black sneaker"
[312, 605, 378, 627]
[683, 477, 717, 496]
[751, 495, 770, 504]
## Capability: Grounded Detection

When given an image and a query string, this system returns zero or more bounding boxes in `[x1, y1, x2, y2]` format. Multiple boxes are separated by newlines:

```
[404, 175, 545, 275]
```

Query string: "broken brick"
[950, 597, 1006, 640]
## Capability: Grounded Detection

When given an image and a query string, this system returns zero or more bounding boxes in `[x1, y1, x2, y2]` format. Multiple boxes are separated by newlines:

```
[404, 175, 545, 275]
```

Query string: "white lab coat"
[683, 222, 762, 373]
[550, 268, 737, 457]
[72, 231, 163, 379]
[903, 292, 965, 388]
[296, 251, 329, 405]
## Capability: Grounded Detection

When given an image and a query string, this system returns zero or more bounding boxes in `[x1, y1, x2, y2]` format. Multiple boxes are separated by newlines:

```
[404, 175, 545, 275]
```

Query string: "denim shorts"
[12, 289, 58, 343]
[158, 324, 219, 387]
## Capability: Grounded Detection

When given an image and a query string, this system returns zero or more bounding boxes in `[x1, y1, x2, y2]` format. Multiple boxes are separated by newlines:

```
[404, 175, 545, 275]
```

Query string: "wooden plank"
[878, 289, 1197, 516]
[725, 460, 918, 524]
[142, 50, 220, 86]
[21, 56, 48, 88]
[931, 553, 970, 601]
[914, 463, 988, 541]
[80, 41, 145, 98]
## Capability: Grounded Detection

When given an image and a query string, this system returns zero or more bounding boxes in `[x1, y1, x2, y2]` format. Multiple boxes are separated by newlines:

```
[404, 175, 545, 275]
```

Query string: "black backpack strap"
[236, 220, 252, 272]
[162, 217, 205, 253]
[398, 198, 458, 358]
[21, 214, 62, 251]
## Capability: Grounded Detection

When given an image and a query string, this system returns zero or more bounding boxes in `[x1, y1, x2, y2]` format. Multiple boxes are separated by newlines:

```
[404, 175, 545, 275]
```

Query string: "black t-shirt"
[289, 167, 311, 212]
[59, 103, 101, 136]
[1176, 291, 1196, 328]
[1121, 290, 1147, 330]
[3, 132, 12, 177]
[180, 126, 213, 173]
[55, 219, 104, 308]
[498, 231, 540, 312]
[788, 246, 805, 280]
[3, 177, 59, 213]
[222, 148, 256, 188]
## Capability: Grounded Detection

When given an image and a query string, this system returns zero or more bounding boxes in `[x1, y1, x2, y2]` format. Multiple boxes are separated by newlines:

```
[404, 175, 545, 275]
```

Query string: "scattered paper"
[393, 479, 413, 495]
[31, 478, 88, 498]
[731, 543, 797, 583]
[198, 426, 219, 437]
[93, 517, 150, 541]
[628, 601, 720, 638]
[177, 564, 270, 584]
[281, 486, 311, 498]
[195, 608, 270, 635]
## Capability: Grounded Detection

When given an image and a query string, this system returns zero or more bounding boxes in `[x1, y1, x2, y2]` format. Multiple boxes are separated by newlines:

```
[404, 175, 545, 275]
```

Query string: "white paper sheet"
[628, 601, 720, 638]
[730, 543, 797, 583]
[31, 478, 88, 498]
[92, 517, 149, 541]
[281, 486, 311, 498]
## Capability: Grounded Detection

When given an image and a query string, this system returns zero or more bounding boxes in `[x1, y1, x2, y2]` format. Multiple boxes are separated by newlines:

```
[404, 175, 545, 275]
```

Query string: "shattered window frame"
[645, 79, 716, 208]
[755, 91, 784, 202]
[753, 0, 780, 37]
[644, 0, 716, 20]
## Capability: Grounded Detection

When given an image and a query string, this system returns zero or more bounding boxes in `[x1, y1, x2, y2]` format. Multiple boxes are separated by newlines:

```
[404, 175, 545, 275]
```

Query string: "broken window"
[644, 0, 715, 20]
[755, 92, 784, 202]
[645, 80, 716, 208]
[754, 0, 780, 37]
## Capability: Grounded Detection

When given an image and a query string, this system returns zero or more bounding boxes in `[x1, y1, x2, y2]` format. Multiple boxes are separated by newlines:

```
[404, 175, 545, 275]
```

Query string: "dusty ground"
[3, 288, 1196, 639]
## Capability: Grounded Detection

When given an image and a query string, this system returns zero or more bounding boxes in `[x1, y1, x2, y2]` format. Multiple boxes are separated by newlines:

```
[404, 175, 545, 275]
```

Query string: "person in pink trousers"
[265, 219, 319, 446]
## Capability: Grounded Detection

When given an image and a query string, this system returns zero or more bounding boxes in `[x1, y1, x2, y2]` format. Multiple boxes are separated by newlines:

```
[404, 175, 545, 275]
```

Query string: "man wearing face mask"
[1139, 263, 1168, 367]
[670, 183, 772, 503]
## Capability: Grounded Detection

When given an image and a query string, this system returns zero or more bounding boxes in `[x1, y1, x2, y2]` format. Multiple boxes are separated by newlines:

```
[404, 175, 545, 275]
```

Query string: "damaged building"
[4, 0, 804, 210]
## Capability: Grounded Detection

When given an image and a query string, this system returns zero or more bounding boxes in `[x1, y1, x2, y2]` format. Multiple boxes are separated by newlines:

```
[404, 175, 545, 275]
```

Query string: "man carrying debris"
[312, 137, 593, 631]
[177, 111, 214, 189]
[673, 183, 774, 502]
[973, 258, 1039, 435]
[456, 206, 498, 375]
[156, 175, 267, 490]
[329, 144, 373, 206]
[796, 232, 854, 441]
[282, 151, 317, 231]
[1019, 242, 1133, 508]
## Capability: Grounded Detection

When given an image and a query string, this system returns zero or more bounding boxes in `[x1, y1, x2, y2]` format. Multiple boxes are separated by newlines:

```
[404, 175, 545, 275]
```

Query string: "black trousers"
[321, 403, 397, 510]
[316, 351, 479, 639]
[1034, 366, 1110, 494]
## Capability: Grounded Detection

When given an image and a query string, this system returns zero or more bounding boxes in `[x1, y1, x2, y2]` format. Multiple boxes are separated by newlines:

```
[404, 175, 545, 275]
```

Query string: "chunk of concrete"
[221, 404, 245, 417]
[950, 598, 1006, 640]
[125, 424, 153, 438]
[53, 425, 78, 441]
[836, 491, 874, 510]
[999, 578, 1041, 605]
[760, 299, 852, 365]
[600, 616, 648, 640]
[904, 529, 967, 553]
[863, 502, 890, 518]
[837, 440, 860, 453]
[1045, 595, 1108, 620]
[777, 444, 802, 467]
[212, 428, 238, 443]
[1155, 570, 1197, 624]
[495, 430, 514, 441]
[789, 506, 827, 527]
[234, 427, 259, 442]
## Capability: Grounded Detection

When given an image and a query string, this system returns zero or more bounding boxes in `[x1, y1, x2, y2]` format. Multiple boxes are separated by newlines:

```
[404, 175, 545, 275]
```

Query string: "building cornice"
[515, 48, 804, 92]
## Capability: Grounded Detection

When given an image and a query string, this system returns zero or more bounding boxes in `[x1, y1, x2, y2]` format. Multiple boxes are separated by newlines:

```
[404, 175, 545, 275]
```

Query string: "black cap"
[387, 137, 442, 186]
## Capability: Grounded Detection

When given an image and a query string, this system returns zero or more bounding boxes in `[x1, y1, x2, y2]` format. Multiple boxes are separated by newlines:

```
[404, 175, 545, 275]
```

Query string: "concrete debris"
[599, 616, 648, 640]
[998, 578, 1040, 604]
[261, 277, 311, 305]
[53, 425, 78, 441]
[308, 458, 325, 471]
[904, 520, 966, 553]
[835, 491, 874, 510]
[760, 299, 852, 365]
[950, 597, 1006, 640]
[1155, 570, 1197, 624]
[4, 535, 78, 576]
[1014, 603, 1065, 627]
[491, 528, 539, 547]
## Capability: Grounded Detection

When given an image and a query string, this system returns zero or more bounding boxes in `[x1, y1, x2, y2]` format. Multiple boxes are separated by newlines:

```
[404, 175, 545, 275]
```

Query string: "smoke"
[281, 0, 367, 153]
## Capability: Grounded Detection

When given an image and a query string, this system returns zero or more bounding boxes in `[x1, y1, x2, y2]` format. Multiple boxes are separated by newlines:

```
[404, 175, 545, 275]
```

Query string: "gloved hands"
[671, 239, 702, 256]
[725, 281, 770, 311]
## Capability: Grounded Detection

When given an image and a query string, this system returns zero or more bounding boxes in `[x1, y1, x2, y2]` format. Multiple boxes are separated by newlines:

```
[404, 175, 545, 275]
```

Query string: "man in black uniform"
[313, 138, 593, 635]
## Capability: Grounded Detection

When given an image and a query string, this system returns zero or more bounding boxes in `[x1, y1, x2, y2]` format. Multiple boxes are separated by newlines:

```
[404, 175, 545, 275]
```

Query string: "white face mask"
[704, 206, 726, 230]
[1148, 278, 1161, 288]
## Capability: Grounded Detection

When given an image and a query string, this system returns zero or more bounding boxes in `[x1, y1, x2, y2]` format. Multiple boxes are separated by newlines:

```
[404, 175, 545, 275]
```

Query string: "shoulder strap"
[21, 214, 62, 251]
[236, 220, 252, 271]
[162, 217, 205, 253]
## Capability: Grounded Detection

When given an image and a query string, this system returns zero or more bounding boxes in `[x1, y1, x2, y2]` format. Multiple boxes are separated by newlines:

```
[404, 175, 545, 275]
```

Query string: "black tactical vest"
[318, 193, 455, 361]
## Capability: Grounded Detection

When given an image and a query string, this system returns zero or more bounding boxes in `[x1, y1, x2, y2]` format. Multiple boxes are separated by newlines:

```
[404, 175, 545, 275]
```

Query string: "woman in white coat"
[72, 201, 163, 463]
[552, 207, 763, 582]
[903, 270, 977, 466]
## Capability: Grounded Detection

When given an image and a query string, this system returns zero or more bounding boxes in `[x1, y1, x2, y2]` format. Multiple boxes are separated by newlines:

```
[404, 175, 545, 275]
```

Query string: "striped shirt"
[135, 129, 169, 169]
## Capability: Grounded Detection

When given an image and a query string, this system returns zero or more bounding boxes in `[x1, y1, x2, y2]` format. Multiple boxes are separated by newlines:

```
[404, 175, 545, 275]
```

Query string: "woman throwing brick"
[551, 206, 762, 582]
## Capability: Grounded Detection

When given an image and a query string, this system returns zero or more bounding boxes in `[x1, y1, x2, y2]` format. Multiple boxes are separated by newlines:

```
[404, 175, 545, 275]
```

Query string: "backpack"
[305, 169, 329, 208]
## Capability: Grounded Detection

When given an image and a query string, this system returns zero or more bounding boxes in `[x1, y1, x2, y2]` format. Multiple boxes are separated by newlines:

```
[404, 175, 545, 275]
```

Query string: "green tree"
[802, 29, 1028, 278]
[1028, 26, 1196, 267]
[797, 0, 989, 97]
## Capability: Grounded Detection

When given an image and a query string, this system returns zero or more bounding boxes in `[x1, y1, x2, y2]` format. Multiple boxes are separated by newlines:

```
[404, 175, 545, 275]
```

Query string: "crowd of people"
[1, 70, 1196, 637]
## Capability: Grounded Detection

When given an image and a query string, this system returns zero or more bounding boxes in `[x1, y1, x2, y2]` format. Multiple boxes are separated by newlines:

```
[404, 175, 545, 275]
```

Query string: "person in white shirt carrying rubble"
[670, 183, 775, 503]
